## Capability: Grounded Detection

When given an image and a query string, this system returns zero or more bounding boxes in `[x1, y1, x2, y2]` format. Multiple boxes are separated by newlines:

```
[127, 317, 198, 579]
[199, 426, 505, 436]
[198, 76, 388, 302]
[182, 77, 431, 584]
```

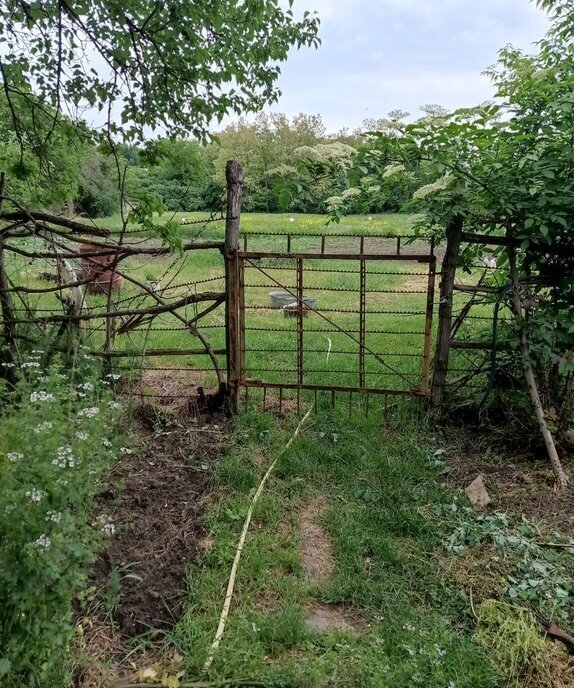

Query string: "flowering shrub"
[0, 360, 126, 686]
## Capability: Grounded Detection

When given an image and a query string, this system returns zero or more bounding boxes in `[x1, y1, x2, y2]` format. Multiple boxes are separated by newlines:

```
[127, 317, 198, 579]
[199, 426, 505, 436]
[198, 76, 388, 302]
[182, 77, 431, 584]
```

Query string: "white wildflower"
[1, 362, 15, 368]
[75, 431, 88, 441]
[289, 217, 295, 222]
[102, 438, 112, 449]
[53, 446, 76, 469]
[105, 374, 121, 381]
[97, 514, 115, 536]
[77, 382, 94, 392]
[119, 447, 133, 455]
[30, 391, 55, 403]
[34, 534, 51, 550]
[403, 623, 416, 632]
[34, 421, 53, 434]
[77, 406, 99, 419]
[46, 511, 62, 524]
[7, 452, 24, 462]
[107, 400, 121, 410]
[434, 643, 446, 657]
[26, 488, 47, 502]
[21, 361, 40, 369]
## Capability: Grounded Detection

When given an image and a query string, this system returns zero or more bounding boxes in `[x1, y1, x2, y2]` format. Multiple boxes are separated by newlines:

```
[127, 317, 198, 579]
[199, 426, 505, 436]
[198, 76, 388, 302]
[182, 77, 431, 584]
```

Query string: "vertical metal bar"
[360, 236, 365, 255]
[243, 233, 247, 251]
[420, 255, 437, 395]
[396, 237, 401, 255]
[296, 257, 304, 388]
[359, 257, 366, 390]
[321, 236, 326, 254]
[287, 233, 292, 253]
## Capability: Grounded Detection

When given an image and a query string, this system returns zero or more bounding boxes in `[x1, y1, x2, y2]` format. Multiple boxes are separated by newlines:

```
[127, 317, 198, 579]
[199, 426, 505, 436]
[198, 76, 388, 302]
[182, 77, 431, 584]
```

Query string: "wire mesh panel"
[234, 235, 436, 402]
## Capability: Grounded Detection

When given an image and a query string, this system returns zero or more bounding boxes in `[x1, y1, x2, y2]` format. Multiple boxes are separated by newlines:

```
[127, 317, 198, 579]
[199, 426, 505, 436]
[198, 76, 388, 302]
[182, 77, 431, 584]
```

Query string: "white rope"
[203, 406, 313, 672]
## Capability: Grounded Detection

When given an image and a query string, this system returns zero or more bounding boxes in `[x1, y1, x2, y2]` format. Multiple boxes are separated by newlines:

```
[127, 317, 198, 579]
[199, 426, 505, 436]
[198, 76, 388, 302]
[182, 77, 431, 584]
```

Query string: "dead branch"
[507, 225, 569, 490]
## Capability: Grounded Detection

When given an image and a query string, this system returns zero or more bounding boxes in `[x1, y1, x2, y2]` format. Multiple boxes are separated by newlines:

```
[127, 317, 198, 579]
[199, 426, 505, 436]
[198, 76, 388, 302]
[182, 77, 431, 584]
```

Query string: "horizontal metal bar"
[241, 379, 427, 396]
[241, 231, 429, 239]
[239, 251, 433, 261]
[247, 265, 429, 275]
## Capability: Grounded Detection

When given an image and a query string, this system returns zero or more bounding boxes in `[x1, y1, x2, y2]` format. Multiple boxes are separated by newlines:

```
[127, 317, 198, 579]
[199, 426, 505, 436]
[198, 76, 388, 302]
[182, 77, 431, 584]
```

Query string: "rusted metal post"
[296, 257, 304, 388]
[431, 216, 463, 409]
[224, 160, 243, 413]
[420, 255, 436, 394]
[358, 258, 366, 389]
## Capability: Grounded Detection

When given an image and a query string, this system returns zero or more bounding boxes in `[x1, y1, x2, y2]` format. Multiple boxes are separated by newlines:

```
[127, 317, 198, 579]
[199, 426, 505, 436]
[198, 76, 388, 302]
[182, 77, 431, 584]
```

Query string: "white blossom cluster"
[21, 361, 40, 369]
[34, 421, 53, 434]
[34, 534, 51, 550]
[382, 163, 406, 178]
[53, 446, 76, 469]
[77, 382, 94, 392]
[412, 175, 449, 200]
[75, 431, 88, 441]
[105, 373, 121, 381]
[30, 391, 55, 403]
[45, 510, 62, 524]
[102, 438, 112, 449]
[77, 406, 99, 418]
[7, 452, 24, 462]
[107, 400, 121, 410]
[26, 488, 47, 502]
[97, 514, 115, 536]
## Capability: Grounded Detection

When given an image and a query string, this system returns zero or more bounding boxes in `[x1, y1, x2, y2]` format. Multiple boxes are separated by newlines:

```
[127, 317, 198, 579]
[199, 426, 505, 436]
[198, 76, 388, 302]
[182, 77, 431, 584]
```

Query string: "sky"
[260, 0, 549, 132]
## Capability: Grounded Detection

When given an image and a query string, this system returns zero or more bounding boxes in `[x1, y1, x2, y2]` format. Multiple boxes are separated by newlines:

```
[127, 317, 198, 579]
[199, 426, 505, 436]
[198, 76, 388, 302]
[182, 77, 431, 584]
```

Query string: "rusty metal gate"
[226, 232, 437, 411]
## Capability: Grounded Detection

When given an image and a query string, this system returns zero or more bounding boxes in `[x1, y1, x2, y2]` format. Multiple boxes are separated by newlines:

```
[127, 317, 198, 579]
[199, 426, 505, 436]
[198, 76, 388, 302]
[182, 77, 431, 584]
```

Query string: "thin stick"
[203, 406, 313, 672]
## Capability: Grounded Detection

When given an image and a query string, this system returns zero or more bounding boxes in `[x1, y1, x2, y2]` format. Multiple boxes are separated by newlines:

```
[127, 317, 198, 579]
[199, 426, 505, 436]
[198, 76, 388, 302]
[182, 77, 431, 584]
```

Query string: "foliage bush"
[0, 355, 126, 686]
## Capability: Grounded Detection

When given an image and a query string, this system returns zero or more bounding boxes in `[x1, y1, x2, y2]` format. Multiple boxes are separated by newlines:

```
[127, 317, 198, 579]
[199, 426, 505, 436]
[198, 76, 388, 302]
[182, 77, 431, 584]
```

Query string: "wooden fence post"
[431, 215, 463, 409]
[224, 160, 244, 414]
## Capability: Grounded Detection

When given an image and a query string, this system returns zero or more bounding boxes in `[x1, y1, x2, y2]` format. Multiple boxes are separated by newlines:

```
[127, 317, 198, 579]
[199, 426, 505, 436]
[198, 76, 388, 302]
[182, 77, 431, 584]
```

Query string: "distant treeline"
[0, 97, 443, 217]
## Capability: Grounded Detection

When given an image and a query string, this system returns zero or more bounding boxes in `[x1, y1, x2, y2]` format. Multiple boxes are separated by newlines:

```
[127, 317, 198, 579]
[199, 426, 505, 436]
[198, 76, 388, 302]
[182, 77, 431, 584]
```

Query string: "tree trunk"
[431, 215, 463, 410]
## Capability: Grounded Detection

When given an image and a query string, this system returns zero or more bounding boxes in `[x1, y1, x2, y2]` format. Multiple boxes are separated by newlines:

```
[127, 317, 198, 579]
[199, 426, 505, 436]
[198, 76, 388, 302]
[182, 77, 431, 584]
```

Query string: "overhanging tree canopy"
[0, 0, 320, 146]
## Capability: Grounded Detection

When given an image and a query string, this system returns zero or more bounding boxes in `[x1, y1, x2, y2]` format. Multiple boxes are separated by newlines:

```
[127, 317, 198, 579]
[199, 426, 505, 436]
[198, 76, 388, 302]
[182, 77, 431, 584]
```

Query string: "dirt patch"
[300, 496, 334, 583]
[91, 411, 228, 637]
[439, 429, 574, 533]
[306, 604, 366, 634]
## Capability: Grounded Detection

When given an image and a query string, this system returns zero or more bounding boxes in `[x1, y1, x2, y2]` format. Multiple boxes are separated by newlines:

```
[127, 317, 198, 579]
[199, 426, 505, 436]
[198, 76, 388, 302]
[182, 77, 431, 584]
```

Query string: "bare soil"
[440, 427, 574, 532]
[300, 496, 334, 583]
[91, 409, 229, 637]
